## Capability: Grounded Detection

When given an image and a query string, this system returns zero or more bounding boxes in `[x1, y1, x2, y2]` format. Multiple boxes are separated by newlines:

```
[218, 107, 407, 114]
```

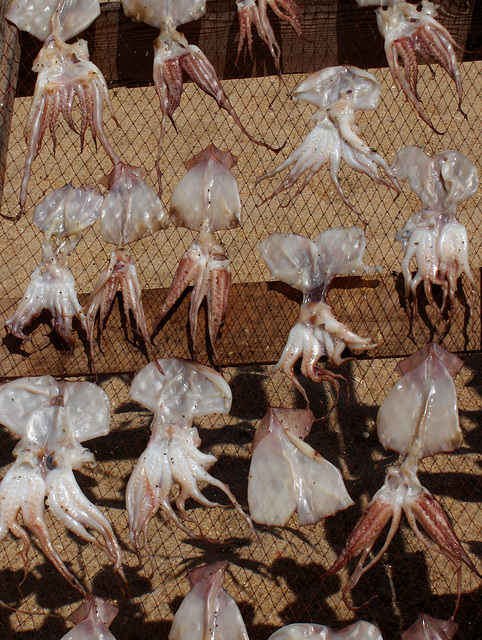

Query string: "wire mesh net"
[0, 0, 480, 638]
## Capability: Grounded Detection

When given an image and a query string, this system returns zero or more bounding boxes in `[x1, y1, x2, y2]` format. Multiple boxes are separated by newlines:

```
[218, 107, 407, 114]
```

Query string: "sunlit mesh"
[0, 1, 480, 638]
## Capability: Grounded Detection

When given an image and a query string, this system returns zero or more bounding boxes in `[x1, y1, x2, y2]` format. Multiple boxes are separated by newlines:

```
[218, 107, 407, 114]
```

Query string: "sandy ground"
[0, 2, 481, 638]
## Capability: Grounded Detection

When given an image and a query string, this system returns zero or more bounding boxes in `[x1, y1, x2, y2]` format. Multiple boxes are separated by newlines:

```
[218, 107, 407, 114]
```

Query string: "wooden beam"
[0, 0, 20, 209]
[0, 272, 479, 378]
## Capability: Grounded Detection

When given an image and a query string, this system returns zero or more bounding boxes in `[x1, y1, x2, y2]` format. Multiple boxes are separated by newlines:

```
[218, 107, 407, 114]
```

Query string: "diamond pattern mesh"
[0, 0, 480, 638]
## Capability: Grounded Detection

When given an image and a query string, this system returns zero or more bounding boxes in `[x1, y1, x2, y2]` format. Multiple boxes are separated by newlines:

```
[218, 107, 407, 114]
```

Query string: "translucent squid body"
[60, 597, 119, 640]
[401, 614, 458, 640]
[248, 407, 353, 526]
[322, 345, 481, 615]
[84, 162, 168, 368]
[256, 66, 399, 222]
[6, 0, 119, 213]
[5, 185, 102, 349]
[153, 145, 241, 361]
[258, 227, 381, 402]
[267, 621, 383, 640]
[392, 147, 478, 323]
[356, 0, 463, 132]
[0, 376, 126, 594]
[126, 358, 254, 567]
[235, 0, 302, 73]
[169, 562, 250, 640]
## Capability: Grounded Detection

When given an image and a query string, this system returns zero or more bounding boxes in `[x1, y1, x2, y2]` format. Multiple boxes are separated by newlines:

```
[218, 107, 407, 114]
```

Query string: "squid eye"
[46, 454, 56, 470]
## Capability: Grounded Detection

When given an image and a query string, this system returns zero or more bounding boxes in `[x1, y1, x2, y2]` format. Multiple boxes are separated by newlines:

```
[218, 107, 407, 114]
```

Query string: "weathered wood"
[0, 272, 479, 378]
[14, 0, 479, 97]
[0, 0, 20, 209]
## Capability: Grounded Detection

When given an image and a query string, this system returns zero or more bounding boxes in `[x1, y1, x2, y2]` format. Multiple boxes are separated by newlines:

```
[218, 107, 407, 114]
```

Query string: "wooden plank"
[0, 0, 21, 209]
[14, 0, 479, 97]
[0, 272, 479, 378]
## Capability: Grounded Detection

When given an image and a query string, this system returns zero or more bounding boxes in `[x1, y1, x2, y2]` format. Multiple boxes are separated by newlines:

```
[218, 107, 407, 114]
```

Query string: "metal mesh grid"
[0, 0, 480, 637]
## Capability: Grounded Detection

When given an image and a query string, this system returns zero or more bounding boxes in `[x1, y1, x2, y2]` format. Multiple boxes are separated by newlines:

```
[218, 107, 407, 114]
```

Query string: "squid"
[256, 66, 399, 221]
[377, 343, 464, 462]
[321, 460, 481, 615]
[60, 596, 119, 640]
[401, 614, 458, 640]
[356, 0, 463, 132]
[170, 561, 249, 640]
[84, 161, 168, 367]
[6, 0, 119, 214]
[121, 1, 278, 190]
[392, 147, 478, 323]
[0, 376, 126, 593]
[153, 145, 241, 361]
[235, 0, 302, 73]
[258, 227, 381, 402]
[267, 621, 383, 639]
[84, 249, 153, 368]
[126, 358, 253, 566]
[5, 185, 102, 349]
[248, 407, 353, 526]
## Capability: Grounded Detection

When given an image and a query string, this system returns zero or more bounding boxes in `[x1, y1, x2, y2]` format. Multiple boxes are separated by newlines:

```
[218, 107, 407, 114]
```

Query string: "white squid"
[169, 561, 250, 640]
[248, 407, 353, 526]
[267, 621, 383, 640]
[126, 358, 253, 567]
[392, 147, 478, 323]
[0, 376, 126, 594]
[401, 614, 458, 640]
[5, 185, 102, 349]
[258, 227, 381, 403]
[256, 66, 399, 222]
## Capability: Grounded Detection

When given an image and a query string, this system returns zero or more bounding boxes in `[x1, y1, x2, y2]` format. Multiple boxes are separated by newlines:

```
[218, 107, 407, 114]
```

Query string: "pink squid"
[235, 0, 302, 73]
[355, 0, 463, 132]
[84, 162, 168, 369]
[322, 345, 481, 615]
[153, 145, 241, 362]
[5, 0, 119, 214]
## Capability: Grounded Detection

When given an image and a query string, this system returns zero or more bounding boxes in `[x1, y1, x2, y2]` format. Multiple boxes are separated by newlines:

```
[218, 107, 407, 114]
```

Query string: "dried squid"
[169, 561, 250, 640]
[153, 145, 241, 361]
[267, 621, 383, 640]
[0, 376, 126, 594]
[401, 614, 458, 640]
[60, 596, 119, 640]
[258, 227, 381, 402]
[235, 0, 302, 73]
[356, 0, 463, 132]
[121, 0, 278, 192]
[248, 407, 353, 526]
[322, 344, 481, 614]
[256, 66, 399, 222]
[6, 184, 102, 349]
[126, 358, 254, 566]
[392, 147, 478, 324]
[84, 162, 168, 368]
[6, 0, 119, 214]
